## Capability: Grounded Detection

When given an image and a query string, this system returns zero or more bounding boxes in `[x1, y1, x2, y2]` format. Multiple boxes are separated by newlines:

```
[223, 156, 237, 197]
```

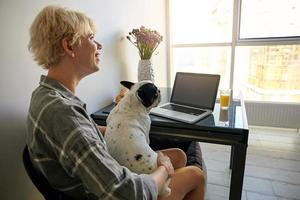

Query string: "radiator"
[245, 101, 300, 129]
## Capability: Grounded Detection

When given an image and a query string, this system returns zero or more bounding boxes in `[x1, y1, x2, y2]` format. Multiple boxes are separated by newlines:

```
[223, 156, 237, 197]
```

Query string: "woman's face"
[73, 32, 102, 76]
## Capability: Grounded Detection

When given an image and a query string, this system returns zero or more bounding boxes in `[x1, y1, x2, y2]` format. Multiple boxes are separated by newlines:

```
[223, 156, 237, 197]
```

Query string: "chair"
[22, 146, 74, 200]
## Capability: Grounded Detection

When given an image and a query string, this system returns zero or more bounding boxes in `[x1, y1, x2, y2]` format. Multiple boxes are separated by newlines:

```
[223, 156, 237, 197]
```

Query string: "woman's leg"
[150, 137, 207, 181]
[159, 148, 187, 169]
[186, 141, 207, 182]
[158, 166, 205, 200]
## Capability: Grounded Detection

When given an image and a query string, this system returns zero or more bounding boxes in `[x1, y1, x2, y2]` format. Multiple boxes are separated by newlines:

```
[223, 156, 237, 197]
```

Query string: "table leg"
[230, 145, 234, 169]
[229, 143, 247, 200]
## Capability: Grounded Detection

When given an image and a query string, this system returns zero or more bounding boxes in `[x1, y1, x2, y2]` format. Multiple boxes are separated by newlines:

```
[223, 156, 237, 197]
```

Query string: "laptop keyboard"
[161, 104, 206, 115]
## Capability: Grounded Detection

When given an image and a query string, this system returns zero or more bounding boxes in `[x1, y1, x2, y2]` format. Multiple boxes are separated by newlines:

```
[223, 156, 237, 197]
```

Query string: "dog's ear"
[120, 81, 135, 90]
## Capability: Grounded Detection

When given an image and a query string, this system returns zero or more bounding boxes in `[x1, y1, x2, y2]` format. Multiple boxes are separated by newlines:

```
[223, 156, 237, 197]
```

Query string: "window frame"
[167, 0, 300, 92]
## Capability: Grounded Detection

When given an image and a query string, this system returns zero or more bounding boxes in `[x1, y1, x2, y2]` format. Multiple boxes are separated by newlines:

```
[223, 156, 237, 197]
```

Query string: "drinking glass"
[220, 89, 231, 109]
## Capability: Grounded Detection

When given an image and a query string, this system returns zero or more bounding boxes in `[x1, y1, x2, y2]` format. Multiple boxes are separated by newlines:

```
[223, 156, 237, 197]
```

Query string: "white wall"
[0, 0, 167, 199]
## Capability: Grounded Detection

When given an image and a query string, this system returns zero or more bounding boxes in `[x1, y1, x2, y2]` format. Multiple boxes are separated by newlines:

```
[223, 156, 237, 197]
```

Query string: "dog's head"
[121, 80, 161, 110]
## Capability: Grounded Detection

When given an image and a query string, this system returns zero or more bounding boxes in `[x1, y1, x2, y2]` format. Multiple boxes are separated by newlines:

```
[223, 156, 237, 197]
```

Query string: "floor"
[202, 126, 300, 200]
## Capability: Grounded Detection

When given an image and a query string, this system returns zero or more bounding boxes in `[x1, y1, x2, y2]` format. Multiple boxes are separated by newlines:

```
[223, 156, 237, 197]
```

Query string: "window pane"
[234, 45, 300, 103]
[240, 0, 300, 39]
[172, 47, 231, 89]
[171, 0, 233, 44]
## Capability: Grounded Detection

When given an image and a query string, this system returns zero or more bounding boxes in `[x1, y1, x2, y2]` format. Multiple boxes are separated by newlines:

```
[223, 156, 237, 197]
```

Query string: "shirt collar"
[39, 75, 86, 108]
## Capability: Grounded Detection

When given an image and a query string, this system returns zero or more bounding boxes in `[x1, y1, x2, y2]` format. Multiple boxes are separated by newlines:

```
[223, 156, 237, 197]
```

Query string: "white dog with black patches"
[105, 80, 171, 197]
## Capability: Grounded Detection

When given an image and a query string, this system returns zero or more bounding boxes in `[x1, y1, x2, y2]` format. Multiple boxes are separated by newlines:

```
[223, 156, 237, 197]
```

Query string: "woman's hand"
[157, 152, 174, 178]
[150, 152, 174, 195]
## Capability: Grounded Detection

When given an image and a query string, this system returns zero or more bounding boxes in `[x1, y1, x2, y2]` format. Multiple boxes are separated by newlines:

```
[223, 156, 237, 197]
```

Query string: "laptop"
[151, 72, 220, 124]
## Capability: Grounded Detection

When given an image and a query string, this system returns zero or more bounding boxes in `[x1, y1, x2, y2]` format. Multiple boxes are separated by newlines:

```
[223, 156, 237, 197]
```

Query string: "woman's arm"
[50, 106, 158, 199]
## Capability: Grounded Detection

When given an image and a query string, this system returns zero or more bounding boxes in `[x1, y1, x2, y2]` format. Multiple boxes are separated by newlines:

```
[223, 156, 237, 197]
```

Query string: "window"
[172, 0, 233, 44]
[169, 0, 300, 103]
[173, 47, 231, 89]
[239, 0, 300, 39]
[234, 45, 300, 102]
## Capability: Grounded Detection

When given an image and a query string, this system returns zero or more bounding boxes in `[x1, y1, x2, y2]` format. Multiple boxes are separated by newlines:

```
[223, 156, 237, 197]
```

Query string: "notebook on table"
[151, 72, 220, 124]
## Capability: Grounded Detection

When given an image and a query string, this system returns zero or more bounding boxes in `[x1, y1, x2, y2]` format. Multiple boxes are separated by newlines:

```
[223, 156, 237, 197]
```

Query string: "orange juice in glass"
[220, 89, 231, 109]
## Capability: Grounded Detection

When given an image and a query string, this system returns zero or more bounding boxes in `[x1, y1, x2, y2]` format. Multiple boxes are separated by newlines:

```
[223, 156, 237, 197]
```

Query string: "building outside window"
[169, 0, 300, 103]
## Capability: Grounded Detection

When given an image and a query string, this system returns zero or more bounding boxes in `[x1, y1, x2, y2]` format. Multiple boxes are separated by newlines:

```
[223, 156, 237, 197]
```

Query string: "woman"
[27, 5, 205, 200]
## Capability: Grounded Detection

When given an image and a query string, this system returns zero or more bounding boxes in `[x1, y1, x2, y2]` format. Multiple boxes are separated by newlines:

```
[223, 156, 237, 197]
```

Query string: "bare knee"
[161, 148, 187, 169]
[174, 148, 187, 168]
[186, 166, 205, 186]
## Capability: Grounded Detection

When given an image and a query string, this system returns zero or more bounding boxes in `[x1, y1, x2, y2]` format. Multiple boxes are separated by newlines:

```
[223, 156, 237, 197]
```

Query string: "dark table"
[91, 88, 249, 200]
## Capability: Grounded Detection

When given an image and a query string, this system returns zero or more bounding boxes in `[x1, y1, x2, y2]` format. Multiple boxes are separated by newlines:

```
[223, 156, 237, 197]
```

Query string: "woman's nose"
[95, 41, 102, 50]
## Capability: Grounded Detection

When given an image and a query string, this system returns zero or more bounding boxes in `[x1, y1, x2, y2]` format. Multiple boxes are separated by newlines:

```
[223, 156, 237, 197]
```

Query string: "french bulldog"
[104, 80, 171, 197]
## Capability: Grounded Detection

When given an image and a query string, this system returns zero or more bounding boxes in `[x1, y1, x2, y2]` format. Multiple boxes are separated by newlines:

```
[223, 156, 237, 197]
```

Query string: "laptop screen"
[170, 72, 220, 110]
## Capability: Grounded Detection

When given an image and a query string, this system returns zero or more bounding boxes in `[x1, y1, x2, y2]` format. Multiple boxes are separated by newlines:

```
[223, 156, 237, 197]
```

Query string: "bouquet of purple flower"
[126, 26, 163, 60]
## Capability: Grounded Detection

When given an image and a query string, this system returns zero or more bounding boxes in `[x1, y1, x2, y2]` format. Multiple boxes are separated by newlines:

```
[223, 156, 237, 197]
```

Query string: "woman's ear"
[62, 38, 74, 57]
[120, 81, 135, 90]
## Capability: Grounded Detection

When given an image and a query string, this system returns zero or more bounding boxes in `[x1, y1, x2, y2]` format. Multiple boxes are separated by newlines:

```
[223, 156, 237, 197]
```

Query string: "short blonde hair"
[28, 5, 96, 69]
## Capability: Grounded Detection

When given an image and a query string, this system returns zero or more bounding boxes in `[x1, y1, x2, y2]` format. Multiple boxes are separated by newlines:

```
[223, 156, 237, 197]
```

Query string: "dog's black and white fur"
[105, 80, 171, 197]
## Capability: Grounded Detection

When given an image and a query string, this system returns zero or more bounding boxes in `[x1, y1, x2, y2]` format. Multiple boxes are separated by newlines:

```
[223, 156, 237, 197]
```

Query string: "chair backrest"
[22, 146, 73, 200]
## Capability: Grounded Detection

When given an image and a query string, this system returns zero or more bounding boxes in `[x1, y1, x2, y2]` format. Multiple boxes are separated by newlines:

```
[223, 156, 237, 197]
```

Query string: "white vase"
[138, 59, 155, 82]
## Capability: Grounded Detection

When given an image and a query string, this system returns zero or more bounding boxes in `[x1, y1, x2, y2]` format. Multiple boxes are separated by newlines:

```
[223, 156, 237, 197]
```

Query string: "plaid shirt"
[26, 75, 157, 200]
